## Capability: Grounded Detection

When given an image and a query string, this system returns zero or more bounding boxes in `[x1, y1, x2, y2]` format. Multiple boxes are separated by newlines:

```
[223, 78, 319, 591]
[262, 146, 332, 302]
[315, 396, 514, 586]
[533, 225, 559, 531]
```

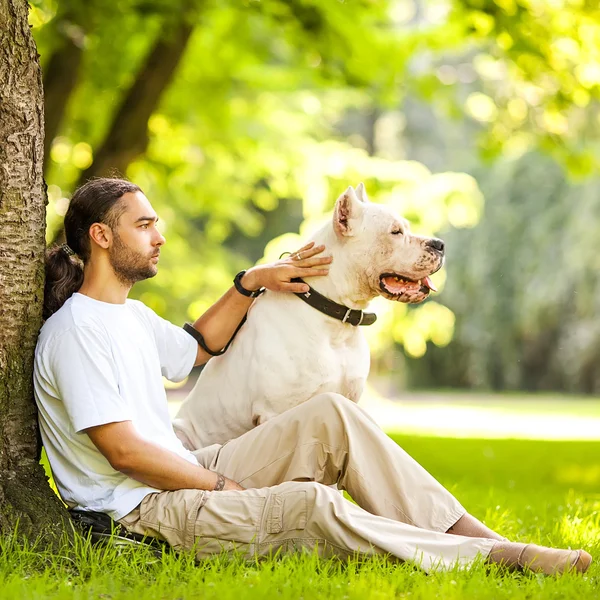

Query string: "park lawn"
[2, 435, 599, 600]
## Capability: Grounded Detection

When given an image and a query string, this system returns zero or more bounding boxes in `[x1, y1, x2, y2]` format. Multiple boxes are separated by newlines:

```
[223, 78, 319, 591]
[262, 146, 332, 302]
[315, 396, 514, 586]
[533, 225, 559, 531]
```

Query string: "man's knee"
[305, 392, 355, 417]
[297, 393, 352, 441]
[291, 393, 376, 455]
[306, 392, 371, 425]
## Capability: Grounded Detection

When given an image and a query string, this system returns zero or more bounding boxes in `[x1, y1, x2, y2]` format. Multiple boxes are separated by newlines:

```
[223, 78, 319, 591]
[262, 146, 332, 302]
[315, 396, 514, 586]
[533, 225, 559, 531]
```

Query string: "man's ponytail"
[42, 177, 141, 320]
[43, 245, 84, 320]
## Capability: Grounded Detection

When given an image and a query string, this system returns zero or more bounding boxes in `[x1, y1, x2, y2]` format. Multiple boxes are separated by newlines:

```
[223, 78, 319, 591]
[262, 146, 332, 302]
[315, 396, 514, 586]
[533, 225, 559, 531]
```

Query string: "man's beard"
[109, 232, 158, 286]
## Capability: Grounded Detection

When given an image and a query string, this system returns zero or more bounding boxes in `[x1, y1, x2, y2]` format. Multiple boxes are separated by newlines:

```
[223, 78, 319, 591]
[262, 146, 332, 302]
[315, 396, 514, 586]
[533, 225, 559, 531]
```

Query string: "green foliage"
[444, 0, 600, 173]
[34, 0, 482, 343]
[31, 0, 600, 364]
[3, 434, 600, 598]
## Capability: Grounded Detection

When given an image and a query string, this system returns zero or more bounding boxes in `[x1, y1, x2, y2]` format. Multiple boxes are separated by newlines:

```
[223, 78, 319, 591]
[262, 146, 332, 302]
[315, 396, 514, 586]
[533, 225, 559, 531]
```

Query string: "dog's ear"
[355, 182, 370, 203]
[333, 186, 363, 237]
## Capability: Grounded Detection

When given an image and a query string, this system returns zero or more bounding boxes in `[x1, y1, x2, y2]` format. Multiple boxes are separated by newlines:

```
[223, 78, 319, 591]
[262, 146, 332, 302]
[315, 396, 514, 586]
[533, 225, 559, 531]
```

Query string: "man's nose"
[426, 238, 445, 254]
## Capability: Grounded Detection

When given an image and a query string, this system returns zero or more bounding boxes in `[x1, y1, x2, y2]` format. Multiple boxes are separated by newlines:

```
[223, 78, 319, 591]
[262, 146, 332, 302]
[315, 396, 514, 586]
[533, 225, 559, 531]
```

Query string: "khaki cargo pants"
[119, 393, 495, 572]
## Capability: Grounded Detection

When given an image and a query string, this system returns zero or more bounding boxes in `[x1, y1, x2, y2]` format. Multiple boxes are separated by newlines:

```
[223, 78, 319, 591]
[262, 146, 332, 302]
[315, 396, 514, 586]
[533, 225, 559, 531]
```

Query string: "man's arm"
[190, 242, 331, 366]
[85, 421, 244, 491]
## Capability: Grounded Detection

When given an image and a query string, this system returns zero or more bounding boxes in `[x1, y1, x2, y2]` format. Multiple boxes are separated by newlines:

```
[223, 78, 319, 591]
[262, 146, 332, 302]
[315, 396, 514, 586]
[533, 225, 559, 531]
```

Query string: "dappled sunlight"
[357, 385, 600, 441]
[481, 506, 515, 537]
[557, 509, 600, 548]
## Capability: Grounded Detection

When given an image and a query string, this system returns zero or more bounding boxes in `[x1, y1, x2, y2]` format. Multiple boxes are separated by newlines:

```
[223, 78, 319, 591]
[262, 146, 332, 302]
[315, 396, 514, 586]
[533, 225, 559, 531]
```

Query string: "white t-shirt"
[33, 293, 198, 520]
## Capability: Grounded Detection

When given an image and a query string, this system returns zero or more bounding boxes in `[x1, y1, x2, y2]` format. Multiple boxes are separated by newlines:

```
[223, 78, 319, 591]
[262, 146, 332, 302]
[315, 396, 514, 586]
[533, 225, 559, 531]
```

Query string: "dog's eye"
[391, 229, 403, 235]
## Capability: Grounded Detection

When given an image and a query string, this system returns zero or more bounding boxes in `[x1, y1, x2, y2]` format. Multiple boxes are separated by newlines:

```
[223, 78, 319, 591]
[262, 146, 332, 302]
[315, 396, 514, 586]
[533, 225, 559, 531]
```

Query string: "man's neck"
[78, 263, 132, 305]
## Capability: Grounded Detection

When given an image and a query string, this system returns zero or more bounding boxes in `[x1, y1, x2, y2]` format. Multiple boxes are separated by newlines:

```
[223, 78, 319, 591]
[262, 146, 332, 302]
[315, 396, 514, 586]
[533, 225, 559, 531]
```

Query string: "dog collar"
[291, 278, 377, 327]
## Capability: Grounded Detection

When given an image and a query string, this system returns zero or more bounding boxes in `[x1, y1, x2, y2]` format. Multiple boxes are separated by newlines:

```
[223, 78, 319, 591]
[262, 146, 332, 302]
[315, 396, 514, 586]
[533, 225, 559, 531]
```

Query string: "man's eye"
[140, 224, 149, 229]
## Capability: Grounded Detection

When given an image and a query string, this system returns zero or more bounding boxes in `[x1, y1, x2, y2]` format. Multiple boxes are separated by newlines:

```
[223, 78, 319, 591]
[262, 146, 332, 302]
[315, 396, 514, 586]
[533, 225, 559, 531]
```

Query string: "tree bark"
[0, 0, 69, 537]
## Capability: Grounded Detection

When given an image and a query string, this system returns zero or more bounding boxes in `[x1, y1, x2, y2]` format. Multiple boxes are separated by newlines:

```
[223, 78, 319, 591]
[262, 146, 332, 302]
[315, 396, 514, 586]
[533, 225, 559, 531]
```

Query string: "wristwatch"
[233, 270, 265, 298]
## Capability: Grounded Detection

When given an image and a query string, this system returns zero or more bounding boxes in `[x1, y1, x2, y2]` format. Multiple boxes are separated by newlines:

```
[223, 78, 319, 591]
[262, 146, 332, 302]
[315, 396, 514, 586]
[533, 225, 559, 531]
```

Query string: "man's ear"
[333, 186, 363, 237]
[89, 223, 112, 249]
[355, 182, 370, 203]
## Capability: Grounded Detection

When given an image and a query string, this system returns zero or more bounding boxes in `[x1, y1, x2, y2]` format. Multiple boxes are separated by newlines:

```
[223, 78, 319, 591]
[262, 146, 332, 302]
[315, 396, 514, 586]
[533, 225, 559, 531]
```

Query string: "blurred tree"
[42, 4, 85, 162]
[36, 0, 460, 326]
[421, 0, 600, 174]
[408, 151, 600, 393]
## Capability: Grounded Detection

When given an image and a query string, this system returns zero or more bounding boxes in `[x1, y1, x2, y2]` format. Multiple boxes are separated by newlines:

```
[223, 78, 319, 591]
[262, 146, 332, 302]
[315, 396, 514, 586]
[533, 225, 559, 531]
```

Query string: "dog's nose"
[426, 238, 445, 254]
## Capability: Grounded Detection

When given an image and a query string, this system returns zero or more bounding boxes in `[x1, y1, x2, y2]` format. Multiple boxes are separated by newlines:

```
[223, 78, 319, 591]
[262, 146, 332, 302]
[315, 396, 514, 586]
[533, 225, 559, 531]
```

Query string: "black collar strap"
[291, 278, 377, 327]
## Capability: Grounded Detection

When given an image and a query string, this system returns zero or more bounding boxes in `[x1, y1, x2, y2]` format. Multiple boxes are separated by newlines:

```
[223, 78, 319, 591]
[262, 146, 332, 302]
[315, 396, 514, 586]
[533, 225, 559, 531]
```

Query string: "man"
[34, 178, 591, 574]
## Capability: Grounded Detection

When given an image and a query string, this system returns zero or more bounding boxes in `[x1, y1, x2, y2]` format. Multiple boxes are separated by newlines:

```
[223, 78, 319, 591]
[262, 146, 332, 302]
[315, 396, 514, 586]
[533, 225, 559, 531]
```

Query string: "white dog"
[173, 184, 444, 450]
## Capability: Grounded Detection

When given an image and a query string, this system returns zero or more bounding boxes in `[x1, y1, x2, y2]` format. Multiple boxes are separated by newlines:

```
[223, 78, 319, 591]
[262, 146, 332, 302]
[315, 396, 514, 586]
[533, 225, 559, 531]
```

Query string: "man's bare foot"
[489, 542, 592, 575]
[518, 544, 592, 575]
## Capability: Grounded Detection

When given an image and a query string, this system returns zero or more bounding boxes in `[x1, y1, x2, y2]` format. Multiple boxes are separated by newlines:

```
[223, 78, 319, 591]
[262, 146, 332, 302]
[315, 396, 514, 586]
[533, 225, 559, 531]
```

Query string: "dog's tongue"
[382, 277, 418, 294]
[422, 276, 437, 292]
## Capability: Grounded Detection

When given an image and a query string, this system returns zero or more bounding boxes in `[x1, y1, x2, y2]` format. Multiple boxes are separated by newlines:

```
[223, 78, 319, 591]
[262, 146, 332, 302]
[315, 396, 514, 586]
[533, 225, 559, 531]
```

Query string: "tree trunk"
[0, 0, 69, 537]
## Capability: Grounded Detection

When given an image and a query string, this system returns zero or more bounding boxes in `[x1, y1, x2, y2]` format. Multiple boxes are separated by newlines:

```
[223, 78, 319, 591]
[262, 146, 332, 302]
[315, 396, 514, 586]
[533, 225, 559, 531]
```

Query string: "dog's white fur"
[173, 184, 444, 450]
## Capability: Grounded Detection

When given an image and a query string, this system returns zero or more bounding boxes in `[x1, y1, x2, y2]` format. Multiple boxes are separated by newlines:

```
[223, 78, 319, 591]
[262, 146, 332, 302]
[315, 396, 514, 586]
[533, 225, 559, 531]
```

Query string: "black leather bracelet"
[233, 270, 265, 298]
[183, 323, 226, 357]
[183, 315, 248, 358]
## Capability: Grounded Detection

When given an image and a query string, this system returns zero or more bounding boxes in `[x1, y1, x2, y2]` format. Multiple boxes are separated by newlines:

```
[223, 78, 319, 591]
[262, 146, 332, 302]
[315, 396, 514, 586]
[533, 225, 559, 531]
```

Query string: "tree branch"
[49, 16, 194, 246]
[43, 20, 85, 168]
[80, 18, 194, 182]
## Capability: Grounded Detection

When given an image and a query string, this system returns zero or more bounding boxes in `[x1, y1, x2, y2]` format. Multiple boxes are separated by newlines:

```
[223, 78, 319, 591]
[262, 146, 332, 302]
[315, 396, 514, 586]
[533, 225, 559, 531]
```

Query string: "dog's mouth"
[379, 273, 438, 297]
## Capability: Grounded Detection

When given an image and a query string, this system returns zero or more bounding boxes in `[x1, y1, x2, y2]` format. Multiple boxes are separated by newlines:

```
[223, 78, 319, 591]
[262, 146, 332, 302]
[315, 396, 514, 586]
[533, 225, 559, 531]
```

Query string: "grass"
[3, 435, 600, 599]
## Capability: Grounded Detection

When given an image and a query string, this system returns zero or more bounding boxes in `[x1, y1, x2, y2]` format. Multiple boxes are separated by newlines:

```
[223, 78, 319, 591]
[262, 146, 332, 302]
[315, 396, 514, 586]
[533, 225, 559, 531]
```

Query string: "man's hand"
[241, 242, 332, 294]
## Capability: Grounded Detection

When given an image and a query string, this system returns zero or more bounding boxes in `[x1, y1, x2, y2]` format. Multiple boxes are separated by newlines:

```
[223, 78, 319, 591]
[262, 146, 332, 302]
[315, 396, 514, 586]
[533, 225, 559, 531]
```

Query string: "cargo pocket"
[138, 490, 207, 551]
[182, 491, 209, 550]
[190, 491, 266, 557]
[265, 490, 308, 535]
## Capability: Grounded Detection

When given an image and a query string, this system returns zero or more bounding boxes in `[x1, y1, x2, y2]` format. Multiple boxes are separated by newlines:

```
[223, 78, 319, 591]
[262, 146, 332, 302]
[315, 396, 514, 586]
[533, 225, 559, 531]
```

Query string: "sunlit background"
[32, 0, 600, 439]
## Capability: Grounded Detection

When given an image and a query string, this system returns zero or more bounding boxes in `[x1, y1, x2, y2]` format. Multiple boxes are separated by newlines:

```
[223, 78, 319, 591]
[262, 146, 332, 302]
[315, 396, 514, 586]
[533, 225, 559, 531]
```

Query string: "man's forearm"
[115, 437, 241, 491]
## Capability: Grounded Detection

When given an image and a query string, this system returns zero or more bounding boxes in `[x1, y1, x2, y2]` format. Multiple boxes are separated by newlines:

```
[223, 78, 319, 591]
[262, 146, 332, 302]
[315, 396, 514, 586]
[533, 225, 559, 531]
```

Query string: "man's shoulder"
[38, 296, 105, 347]
[125, 297, 150, 316]
[127, 300, 186, 348]
[125, 298, 158, 328]
[126, 298, 169, 329]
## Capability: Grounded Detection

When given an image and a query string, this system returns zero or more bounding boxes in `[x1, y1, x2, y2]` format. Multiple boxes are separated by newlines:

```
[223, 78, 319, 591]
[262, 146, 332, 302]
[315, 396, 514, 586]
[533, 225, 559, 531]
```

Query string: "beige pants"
[119, 393, 495, 572]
